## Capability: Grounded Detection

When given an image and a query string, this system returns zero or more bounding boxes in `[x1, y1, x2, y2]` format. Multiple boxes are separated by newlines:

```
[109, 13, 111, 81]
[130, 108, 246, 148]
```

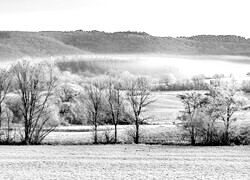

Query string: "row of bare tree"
[85, 75, 154, 144]
[0, 60, 154, 144]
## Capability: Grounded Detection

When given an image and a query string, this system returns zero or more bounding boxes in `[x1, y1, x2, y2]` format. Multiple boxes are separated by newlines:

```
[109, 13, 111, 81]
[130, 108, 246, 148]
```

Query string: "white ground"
[0, 145, 249, 180]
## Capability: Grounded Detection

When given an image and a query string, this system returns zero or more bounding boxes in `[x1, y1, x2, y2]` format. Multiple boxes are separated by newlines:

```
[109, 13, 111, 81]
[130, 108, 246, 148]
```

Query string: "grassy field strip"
[44, 125, 180, 144]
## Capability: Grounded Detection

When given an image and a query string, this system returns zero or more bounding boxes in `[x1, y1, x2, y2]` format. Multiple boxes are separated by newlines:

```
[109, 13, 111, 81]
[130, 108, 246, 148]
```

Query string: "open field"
[0, 145, 249, 179]
[44, 125, 181, 145]
[146, 91, 183, 124]
[136, 91, 250, 126]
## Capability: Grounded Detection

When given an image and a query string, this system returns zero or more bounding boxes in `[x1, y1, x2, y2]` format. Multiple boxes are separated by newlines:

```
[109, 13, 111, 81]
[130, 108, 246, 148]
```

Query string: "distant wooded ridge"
[1, 30, 250, 60]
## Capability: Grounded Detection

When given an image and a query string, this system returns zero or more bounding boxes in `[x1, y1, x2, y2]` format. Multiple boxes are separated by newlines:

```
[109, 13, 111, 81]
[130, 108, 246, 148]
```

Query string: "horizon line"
[0, 29, 249, 39]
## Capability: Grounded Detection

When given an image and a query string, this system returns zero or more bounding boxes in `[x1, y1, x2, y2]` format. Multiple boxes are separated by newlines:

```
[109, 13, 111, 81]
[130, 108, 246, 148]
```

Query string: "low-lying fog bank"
[53, 54, 250, 79]
[2, 54, 250, 79]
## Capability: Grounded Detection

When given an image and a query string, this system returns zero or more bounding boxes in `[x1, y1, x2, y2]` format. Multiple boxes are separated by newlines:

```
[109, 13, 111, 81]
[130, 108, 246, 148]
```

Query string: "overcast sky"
[0, 0, 249, 37]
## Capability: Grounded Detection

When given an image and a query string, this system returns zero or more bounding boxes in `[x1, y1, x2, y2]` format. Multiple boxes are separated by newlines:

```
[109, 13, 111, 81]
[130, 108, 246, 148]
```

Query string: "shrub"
[98, 126, 115, 144]
[124, 126, 145, 144]
[230, 126, 250, 145]
[0, 106, 20, 144]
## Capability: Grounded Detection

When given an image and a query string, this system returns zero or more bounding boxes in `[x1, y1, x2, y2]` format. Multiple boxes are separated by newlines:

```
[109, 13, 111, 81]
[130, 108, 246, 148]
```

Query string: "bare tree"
[106, 77, 124, 143]
[208, 83, 246, 144]
[85, 80, 104, 144]
[0, 69, 11, 127]
[12, 61, 57, 144]
[178, 92, 207, 145]
[200, 98, 220, 145]
[126, 76, 153, 144]
[56, 83, 84, 124]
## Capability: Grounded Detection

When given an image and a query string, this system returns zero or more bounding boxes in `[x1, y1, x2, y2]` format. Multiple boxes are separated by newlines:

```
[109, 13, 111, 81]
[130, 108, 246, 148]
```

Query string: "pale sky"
[0, 0, 250, 37]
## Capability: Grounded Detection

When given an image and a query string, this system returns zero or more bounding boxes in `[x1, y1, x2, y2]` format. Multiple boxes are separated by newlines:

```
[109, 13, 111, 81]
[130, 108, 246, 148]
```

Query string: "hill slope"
[1, 30, 250, 60]
[0, 31, 86, 60]
[40, 31, 250, 55]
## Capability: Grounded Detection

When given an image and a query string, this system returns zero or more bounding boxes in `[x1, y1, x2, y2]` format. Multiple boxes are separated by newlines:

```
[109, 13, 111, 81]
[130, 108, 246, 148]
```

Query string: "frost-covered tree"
[126, 76, 153, 144]
[178, 81, 247, 145]
[56, 83, 85, 125]
[11, 60, 58, 144]
[0, 69, 11, 127]
[85, 79, 105, 144]
[207, 82, 246, 144]
[105, 76, 125, 143]
[178, 92, 208, 145]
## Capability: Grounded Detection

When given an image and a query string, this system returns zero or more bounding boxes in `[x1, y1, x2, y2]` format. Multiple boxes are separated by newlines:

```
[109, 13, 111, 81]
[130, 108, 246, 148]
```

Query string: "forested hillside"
[1, 30, 250, 60]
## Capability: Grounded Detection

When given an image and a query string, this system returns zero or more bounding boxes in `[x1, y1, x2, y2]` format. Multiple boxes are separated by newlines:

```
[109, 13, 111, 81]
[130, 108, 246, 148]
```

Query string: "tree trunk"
[191, 136, 195, 145]
[191, 127, 196, 145]
[135, 117, 139, 144]
[0, 106, 2, 128]
[206, 125, 211, 145]
[224, 117, 230, 145]
[224, 131, 229, 145]
[94, 124, 98, 144]
[224, 126, 229, 145]
[7, 119, 9, 142]
[24, 131, 29, 144]
[24, 119, 30, 145]
[114, 124, 117, 143]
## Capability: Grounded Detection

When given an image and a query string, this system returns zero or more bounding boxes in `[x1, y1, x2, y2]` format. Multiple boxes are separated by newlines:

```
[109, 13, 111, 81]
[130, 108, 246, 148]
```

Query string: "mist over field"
[50, 54, 250, 79]
[1, 54, 250, 81]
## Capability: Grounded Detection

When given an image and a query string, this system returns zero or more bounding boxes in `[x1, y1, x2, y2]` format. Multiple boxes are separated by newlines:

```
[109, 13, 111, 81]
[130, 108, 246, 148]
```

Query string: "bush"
[98, 126, 115, 144]
[230, 126, 250, 145]
[241, 80, 250, 93]
[123, 126, 145, 144]
[0, 108, 20, 144]
[0, 128, 19, 144]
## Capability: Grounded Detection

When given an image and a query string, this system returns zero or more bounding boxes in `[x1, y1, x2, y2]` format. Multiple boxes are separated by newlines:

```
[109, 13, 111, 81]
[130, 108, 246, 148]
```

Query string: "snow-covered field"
[0, 145, 249, 179]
